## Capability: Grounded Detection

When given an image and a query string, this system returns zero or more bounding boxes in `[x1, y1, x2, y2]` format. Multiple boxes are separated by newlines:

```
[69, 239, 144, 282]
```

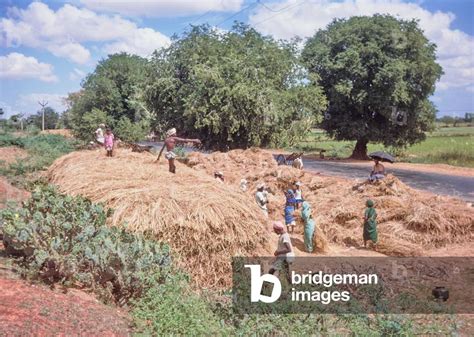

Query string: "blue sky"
[1, 0, 473, 119]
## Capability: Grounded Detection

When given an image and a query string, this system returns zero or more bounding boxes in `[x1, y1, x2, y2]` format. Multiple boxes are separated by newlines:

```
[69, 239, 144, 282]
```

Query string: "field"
[292, 126, 474, 167]
[1, 130, 473, 335]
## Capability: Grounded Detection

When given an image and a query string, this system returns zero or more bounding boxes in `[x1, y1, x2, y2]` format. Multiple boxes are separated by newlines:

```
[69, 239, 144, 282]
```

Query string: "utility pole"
[38, 100, 48, 131]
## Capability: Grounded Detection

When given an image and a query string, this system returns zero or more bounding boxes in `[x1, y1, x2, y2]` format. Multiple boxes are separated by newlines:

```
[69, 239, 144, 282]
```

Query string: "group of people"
[269, 196, 378, 277]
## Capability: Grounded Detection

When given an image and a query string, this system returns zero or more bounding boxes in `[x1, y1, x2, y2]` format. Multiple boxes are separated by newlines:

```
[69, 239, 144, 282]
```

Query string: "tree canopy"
[144, 24, 326, 150]
[67, 53, 150, 142]
[302, 15, 443, 158]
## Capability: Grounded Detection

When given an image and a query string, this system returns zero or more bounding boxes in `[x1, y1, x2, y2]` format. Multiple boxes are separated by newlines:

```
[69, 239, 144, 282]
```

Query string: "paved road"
[301, 157, 474, 202]
[137, 142, 474, 201]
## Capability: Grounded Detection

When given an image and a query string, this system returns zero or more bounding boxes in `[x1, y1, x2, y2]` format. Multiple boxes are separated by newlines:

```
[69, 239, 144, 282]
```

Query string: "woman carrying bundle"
[301, 201, 315, 253]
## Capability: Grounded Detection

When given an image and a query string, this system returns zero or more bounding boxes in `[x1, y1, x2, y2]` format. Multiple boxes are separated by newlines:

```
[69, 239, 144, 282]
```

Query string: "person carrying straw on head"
[156, 127, 201, 174]
[363, 199, 378, 250]
[301, 201, 315, 253]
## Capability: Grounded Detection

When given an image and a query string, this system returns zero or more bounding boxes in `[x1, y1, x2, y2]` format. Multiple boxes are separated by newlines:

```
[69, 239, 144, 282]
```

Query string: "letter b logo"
[245, 264, 281, 303]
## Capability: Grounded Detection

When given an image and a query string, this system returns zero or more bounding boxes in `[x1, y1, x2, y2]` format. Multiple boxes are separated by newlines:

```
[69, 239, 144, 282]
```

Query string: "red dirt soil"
[0, 147, 27, 165]
[0, 177, 30, 209]
[0, 245, 130, 336]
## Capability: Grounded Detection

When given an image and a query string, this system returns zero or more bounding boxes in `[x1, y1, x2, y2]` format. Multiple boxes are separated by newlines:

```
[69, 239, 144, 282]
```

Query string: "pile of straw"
[187, 150, 474, 256]
[47, 149, 272, 288]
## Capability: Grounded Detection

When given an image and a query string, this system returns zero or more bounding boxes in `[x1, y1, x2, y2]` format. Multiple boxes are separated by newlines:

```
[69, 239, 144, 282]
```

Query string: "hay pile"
[47, 149, 271, 288]
[187, 149, 474, 256]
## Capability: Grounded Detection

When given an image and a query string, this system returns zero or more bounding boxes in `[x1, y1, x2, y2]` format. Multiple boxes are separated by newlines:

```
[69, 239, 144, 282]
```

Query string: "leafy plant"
[132, 272, 227, 335]
[0, 185, 171, 304]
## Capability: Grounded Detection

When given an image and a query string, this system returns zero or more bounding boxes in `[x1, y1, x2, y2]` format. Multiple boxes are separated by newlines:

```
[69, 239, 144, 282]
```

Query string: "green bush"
[132, 272, 227, 335]
[114, 116, 149, 143]
[0, 185, 171, 304]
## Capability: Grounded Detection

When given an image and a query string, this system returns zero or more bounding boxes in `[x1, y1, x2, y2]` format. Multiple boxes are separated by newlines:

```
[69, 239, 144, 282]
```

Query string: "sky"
[0, 0, 473, 119]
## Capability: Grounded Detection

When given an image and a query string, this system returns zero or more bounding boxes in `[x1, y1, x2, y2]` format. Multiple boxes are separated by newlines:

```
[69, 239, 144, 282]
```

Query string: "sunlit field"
[292, 126, 474, 167]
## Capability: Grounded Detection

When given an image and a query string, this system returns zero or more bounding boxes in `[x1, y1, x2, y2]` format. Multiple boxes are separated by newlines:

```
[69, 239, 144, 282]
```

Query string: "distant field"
[291, 126, 474, 168]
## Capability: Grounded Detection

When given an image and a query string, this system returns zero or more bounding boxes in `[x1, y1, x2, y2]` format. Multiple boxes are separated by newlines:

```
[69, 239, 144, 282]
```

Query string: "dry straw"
[48, 149, 272, 289]
[188, 149, 474, 256]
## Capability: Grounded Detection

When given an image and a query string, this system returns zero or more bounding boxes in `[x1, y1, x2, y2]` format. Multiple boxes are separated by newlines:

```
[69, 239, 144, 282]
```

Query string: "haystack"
[47, 149, 272, 288]
[186, 149, 474, 256]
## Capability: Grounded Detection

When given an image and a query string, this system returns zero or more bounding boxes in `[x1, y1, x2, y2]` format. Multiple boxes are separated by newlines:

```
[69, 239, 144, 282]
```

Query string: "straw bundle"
[47, 149, 272, 289]
[187, 150, 474, 256]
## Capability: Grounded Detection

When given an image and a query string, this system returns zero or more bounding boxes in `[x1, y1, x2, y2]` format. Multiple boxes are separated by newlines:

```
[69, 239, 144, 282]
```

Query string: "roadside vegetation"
[292, 125, 474, 167]
[0, 131, 78, 185]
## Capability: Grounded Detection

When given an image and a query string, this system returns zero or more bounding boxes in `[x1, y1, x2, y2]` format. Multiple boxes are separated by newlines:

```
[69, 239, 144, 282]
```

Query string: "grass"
[290, 126, 474, 167]
[0, 132, 78, 185]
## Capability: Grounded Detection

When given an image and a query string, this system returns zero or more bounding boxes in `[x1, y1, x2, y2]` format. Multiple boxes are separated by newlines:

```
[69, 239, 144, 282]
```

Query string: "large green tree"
[67, 53, 150, 142]
[302, 15, 443, 159]
[145, 24, 326, 150]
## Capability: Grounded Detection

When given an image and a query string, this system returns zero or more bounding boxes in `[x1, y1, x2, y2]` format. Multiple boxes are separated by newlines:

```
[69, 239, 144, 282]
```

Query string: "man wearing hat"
[158, 128, 201, 173]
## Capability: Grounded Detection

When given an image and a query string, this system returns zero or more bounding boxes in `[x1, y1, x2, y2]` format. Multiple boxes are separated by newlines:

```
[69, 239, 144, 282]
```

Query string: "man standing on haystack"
[157, 128, 201, 174]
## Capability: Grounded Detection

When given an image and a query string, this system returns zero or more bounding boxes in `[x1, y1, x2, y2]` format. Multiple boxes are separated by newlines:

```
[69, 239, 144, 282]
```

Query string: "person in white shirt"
[255, 183, 269, 217]
[95, 124, 105, 145]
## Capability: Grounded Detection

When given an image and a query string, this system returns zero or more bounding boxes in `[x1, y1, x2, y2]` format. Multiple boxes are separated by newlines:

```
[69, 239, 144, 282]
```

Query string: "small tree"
[438, 115, 455, 127]
[26, 107, 59, 130]
[302, 15, 443, 159]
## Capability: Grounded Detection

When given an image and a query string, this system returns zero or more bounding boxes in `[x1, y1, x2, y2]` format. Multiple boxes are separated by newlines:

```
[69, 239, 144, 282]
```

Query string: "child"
[104, 128, 114, 157]
[293, 181, 303, 209]
[269, 221, 294, 278]
[363, 199, 378, 250]
[284, 193, 296, 234]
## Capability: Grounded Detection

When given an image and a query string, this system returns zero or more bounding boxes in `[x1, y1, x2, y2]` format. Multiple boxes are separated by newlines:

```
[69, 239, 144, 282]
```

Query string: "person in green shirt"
[301, 201, 315, 253]
[363, 199, 378, 250]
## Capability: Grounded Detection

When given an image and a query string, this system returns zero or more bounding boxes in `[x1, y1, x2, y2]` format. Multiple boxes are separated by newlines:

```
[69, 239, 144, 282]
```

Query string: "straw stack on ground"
[47, 149, 271, 288]
[187, 149, 474, 256]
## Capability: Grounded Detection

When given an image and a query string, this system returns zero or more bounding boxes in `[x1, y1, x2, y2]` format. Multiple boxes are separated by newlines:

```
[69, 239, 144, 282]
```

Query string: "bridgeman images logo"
[245, 265, 282, 303]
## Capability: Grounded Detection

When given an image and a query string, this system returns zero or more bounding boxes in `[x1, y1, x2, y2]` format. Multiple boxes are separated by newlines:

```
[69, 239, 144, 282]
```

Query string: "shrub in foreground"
[0, 185, 171, 304]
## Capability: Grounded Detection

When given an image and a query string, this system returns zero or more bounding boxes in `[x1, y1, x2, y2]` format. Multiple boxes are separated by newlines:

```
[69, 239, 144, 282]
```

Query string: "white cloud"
[249, 0, 474, 91]
[80, 0, 244, 17]
[1, 2, 171, 63]
[69, 67, 87, 81]
[0, 52, 57, 82]
[104, 27, 171, 57]
[18, 93, 68, 114]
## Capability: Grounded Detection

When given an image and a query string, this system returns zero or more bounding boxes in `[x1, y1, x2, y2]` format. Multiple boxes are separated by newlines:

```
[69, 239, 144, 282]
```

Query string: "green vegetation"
[293, 126, 474, 167]
[0, 133, 77, 179]
[66, 53, 150, 143]
[302, 15, 442, 159]
[0, 186, 171, 304]
[145, 24, 326, 150]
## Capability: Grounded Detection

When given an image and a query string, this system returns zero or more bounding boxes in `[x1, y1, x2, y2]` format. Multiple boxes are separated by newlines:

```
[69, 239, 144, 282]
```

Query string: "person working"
[95, 123, 105, 145]
[255, 183, 269, 217]
[157, 128, 201, 174]
[363, 199, 378, 250]
[104, 128, 114, 157]
[369, 159, 385, 182]
[293, 181, 303, 209]
[269, 221, 294, 281]
[301, 201, 315, 253]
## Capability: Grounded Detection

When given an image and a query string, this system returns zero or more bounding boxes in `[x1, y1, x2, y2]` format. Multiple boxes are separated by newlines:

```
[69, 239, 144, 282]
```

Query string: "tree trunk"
[350, 139, 369, 160]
